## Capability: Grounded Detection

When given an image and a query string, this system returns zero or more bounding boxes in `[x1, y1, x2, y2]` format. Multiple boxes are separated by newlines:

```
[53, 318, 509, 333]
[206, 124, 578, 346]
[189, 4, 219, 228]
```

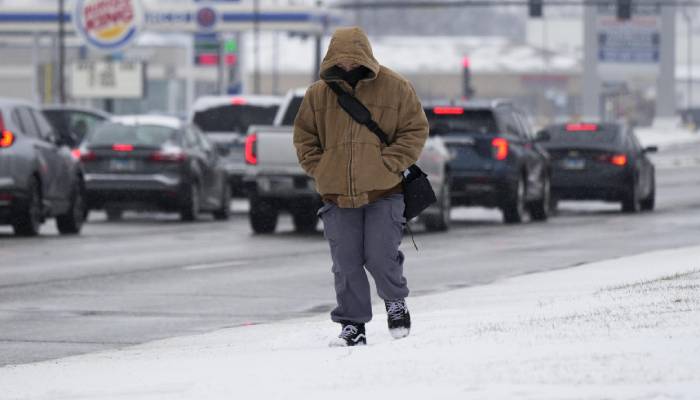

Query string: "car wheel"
[502, 175, 525, 224]
[213, 184, 232, 221]
[56, 180, 86, 235]
[249, 196, 278, 234]
[640, 174, 655, 211]
[12, 176, 42, 237]
[106, 208, 123, 221]
[180, 183, 200, 222]
[424, 179, 451, 232]
[528, 174, 550, 222]
[621, 177, 641, 213]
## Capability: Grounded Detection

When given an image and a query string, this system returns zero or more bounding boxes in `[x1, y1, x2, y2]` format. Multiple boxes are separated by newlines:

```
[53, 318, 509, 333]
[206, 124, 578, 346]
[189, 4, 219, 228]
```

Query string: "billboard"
[71, 61, 145, 99]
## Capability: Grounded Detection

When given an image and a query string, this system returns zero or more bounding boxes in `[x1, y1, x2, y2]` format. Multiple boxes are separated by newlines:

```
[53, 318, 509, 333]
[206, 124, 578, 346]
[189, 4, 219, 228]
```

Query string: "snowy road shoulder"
[2, 246, 700, 400]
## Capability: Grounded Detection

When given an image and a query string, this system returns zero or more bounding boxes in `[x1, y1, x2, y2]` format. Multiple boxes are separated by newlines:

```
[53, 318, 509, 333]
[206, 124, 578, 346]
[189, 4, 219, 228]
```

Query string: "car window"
[193, 104, 279, 134]
[514, 111, 534, 140]
[68, 112, 105, 142]
[192, 126, 213, 152]
[424, 108, 499, 136]
[496, 108, 523, 138]
[280, 96, 304, 126]
[184, 126, 199, 148]
[627, 130, 643, 152]
[546, 123, 621, 144]
[16, 107, 40, 139]
[31, 109, 56, 141]
[87, 123, 180, 147]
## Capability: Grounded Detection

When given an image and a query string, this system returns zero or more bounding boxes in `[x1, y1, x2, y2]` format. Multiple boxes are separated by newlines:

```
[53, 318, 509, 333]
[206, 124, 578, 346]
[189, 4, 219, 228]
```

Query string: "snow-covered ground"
[636, 119, 700, 149]
[2, 246, 699, 400]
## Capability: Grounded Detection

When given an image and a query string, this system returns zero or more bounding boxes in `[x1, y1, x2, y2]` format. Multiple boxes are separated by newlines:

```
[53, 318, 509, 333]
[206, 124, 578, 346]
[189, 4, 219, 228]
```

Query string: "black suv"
[424, 100, 550, 223]
[0, 98, 86, 236]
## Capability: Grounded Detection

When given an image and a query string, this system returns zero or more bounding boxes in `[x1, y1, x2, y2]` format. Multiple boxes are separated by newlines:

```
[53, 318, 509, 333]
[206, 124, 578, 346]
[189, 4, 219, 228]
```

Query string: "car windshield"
[87, 123, 180, 147]
[425, 108, 498, 136]
[193, 104, 279, 134]
[546, 123, 620, 144]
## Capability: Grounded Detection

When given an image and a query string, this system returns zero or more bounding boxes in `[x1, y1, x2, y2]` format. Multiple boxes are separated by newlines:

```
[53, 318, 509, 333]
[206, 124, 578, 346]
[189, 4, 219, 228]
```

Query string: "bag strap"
[326, 81, 391, 146]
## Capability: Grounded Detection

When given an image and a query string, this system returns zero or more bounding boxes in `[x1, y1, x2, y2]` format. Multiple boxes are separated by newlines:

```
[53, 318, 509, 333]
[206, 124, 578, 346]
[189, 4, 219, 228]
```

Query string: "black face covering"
[340, 66, 371, 88]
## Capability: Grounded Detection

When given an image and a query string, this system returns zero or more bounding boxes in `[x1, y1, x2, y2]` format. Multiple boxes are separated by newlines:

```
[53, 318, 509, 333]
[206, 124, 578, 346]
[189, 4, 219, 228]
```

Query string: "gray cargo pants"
[318, 193, 409, 324]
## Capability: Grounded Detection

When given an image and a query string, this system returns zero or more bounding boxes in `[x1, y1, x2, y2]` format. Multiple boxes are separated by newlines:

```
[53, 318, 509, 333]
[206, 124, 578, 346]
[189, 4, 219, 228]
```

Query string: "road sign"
[597, 4, 661, 64]
[71, 61, 145, 98]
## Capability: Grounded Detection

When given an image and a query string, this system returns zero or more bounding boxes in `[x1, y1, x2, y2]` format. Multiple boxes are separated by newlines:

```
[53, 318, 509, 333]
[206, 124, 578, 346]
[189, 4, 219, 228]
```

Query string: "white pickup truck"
[244, 88, 452, 234]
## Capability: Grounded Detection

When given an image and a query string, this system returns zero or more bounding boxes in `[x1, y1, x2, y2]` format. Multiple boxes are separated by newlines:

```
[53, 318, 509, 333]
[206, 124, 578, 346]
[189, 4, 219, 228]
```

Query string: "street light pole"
[58, 0, 66, 104]
[683, 8, 693, 109]
[253, 0, 260, 94]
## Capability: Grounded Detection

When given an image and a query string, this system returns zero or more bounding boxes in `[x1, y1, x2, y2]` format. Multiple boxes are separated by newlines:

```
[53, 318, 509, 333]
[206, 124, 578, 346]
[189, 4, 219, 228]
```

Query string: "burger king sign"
[74, 0, 144, 53]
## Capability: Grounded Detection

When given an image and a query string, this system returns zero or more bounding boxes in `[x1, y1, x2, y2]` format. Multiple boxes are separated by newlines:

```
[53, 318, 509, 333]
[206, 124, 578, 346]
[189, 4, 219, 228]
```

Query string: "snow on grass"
[1, 246, 699, 400]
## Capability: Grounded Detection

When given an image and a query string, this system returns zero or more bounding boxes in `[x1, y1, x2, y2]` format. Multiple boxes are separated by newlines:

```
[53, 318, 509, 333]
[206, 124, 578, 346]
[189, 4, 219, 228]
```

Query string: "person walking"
[293, 27, 429, 347]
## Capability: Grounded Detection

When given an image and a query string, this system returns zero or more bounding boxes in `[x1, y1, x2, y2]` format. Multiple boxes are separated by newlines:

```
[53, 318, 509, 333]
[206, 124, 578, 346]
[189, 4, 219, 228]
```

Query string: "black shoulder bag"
[326, 81, 436, 220]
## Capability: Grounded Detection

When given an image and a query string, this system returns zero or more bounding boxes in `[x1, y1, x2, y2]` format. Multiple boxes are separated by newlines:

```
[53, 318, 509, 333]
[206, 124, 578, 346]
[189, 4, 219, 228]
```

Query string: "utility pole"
[683, 8, 693, 109]
[253, 0, 260, 94]
[58, 0, 66, 104]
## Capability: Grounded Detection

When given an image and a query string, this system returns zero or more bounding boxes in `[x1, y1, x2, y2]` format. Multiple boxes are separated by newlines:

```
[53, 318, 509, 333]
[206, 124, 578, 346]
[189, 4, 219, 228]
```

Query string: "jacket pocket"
[352, 143, 402, 194]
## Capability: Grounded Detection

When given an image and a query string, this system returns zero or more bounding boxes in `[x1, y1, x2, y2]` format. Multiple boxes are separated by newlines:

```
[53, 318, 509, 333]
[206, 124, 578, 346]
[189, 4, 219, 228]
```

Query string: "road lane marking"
[183, 260, 248, 271]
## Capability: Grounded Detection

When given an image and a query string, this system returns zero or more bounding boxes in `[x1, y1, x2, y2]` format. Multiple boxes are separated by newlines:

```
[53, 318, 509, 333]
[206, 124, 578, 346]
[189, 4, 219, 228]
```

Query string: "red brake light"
[77, 149, 97, 162]
[245, 133, 258, 165]
[231, 97, 247, 105]
[491, 137, 509, 161]
[433, 106, 464, 115]
[611, 154, 627, 166]
[71, 148, 81, 160]
[112, 144, 134, 152]
[0, 130, 14, 148]
[566, 123, 598, 132]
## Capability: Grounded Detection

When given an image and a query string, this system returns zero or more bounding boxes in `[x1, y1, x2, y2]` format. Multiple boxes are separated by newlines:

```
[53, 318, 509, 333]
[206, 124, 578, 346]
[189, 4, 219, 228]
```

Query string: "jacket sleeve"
[381, 81, 429, 173]
[293, 90, 323, 177]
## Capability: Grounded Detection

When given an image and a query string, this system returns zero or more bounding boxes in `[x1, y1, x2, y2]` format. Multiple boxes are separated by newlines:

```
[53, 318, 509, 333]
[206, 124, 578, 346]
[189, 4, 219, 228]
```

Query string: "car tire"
[106, 208, 123, 221]
[213, 184, 232, 221]
[56, 179, 86, 235]
[12, 176, 42, 237]
[292, 207, 319, 233]
[502, 175, 526, 224]
[249, 196, 278, 234]
[621, 177, 641, 213]
[528, 174, 550, 222]
[424, 179, 451, 232]
[180, 183, 200, 222]
[640, 174, 655, 211]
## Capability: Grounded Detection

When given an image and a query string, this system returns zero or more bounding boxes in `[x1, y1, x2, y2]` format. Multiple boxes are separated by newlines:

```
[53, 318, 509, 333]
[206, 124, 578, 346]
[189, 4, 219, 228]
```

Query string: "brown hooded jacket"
[293, 27, 429, 208]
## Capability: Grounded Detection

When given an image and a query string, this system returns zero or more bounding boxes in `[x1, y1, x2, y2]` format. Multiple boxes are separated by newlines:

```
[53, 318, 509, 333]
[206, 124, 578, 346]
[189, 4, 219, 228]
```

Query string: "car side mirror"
[535, 130, 551, 142]
[643, 145, 658, 154]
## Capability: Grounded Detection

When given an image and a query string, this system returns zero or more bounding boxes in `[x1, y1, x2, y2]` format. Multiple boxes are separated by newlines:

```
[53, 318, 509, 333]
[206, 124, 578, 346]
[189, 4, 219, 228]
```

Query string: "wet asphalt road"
[1, 143, 700, 366]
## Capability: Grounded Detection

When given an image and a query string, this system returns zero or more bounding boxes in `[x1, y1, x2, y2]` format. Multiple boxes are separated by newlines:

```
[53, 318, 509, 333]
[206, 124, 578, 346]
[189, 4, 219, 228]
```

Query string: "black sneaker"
[329, 322, 367, 347]
[385, 299, 411, 339]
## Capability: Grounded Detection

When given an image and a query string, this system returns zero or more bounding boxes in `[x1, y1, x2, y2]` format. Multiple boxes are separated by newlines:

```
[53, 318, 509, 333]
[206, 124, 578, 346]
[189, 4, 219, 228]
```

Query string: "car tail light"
[112, 144, 134, 152]
[566, 123, 598, 132]
[0, 130, 14, 148]
[77, 148, 97, 162]
[245, 133, 258, 165]
[610, 154, 627, 166]
[151, 148, 186, 162]
[71, 148, 81, 160]
[0, 113, 15, 148]
[231, 97, 247, 105]
[433, 106, 464, 115]
[491, 137, 509, 160]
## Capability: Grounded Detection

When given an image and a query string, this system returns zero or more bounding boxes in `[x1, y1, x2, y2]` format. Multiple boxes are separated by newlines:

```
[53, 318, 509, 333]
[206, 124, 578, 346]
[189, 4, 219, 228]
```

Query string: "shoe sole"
[389, 327, 410, 339]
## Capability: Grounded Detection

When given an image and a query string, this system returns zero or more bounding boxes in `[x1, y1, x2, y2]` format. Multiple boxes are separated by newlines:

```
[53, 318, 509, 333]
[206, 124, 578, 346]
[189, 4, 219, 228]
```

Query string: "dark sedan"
[538, 122, 656, 213]
[77, 115, 230, 221]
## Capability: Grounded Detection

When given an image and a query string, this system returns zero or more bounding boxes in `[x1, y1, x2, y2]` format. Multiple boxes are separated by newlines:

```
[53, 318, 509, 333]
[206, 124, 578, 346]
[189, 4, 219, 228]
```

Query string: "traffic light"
[617, 0, 632, 20]
[462, 57, 475, 100]
[529, 0, 543, 18]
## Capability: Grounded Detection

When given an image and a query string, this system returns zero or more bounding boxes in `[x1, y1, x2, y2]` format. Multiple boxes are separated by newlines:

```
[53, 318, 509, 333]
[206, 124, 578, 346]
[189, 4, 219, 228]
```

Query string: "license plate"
[110, 159, 136, 172]
[561, 158, 585, 170]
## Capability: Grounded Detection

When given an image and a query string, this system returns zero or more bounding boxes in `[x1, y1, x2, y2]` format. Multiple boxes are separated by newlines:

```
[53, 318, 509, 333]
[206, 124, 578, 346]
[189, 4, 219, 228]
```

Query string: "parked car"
[537, 122, 656, 213]
[423, 100, 551, 223]
[190, 95, 282, 196]
[243, 88, 452, 234]
[42, 105, 111, 149]
[76, 115, 230, 221]
[0, 98, 86, 236]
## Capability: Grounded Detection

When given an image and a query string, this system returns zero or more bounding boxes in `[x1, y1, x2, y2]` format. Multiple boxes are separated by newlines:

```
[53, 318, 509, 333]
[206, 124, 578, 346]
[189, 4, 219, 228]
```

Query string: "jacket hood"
[320, 27, 380, 82]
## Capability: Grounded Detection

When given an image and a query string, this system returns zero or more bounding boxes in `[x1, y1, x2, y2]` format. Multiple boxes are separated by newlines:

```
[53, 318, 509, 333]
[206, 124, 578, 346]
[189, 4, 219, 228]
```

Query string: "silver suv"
[0, 98, 86, 236]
